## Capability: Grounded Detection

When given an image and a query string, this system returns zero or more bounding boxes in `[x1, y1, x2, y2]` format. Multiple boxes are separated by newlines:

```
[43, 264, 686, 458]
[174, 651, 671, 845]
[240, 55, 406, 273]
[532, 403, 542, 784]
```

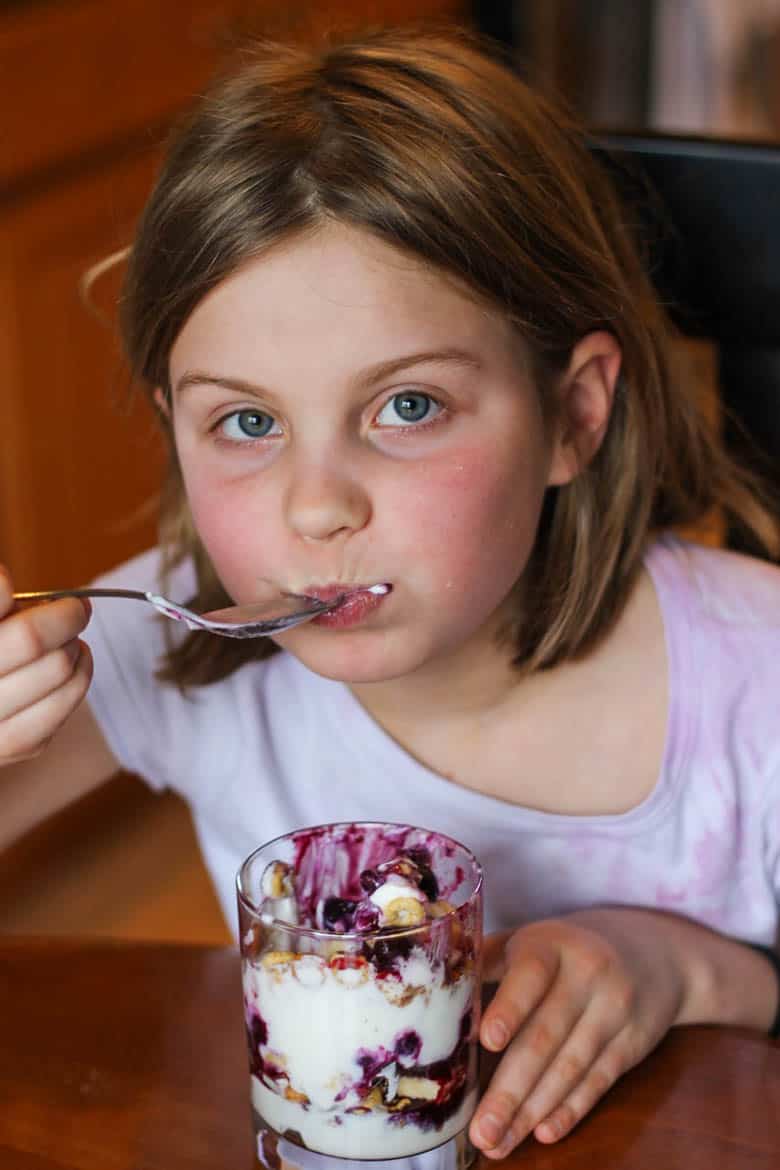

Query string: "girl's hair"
[120, 25, 779, 688]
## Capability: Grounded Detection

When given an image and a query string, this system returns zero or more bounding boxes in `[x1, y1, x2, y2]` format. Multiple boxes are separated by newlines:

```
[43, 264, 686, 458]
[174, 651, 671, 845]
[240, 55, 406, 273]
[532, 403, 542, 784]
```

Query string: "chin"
[274, 628, 429, 685]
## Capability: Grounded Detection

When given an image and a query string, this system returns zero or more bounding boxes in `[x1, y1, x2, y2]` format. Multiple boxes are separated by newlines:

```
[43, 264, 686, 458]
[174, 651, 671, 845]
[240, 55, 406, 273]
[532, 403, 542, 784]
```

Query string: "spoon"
[12, 587, 347, 639]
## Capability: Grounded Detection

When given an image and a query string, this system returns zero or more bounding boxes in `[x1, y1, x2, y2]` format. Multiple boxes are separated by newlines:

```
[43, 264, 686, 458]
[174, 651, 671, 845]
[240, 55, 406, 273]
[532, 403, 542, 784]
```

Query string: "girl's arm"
[557, 906, 779, 1029]
[470, 907, 779, 1161]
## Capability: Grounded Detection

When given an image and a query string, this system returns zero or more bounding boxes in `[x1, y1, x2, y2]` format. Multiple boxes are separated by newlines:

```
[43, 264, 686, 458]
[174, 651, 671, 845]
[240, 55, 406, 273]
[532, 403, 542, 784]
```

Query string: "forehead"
[169, 222, 527, 379]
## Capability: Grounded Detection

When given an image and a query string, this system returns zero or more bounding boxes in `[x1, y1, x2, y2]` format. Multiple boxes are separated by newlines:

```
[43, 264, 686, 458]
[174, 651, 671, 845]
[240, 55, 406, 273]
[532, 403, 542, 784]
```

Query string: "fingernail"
[537, 1118, 559, 1141]
[485, 1019, 509, 1049]
[476, 1113, 502, 1147]
[492, 1132, 518, 1159]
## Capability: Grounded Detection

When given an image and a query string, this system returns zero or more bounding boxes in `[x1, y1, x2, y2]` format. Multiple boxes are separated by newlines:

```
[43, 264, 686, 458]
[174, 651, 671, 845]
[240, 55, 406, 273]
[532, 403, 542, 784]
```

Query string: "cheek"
[394, 442, 547, 594]
[182, 469, 283, 596]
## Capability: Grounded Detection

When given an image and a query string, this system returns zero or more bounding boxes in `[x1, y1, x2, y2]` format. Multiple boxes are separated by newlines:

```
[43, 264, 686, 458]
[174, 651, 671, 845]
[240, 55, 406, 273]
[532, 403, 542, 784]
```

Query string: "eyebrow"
[173, 347, 482, 399]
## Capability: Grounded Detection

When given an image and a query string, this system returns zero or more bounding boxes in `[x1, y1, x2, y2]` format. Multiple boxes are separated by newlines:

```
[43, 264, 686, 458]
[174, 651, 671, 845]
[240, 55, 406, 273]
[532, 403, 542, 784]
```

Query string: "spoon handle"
[13, 588, 149, 603]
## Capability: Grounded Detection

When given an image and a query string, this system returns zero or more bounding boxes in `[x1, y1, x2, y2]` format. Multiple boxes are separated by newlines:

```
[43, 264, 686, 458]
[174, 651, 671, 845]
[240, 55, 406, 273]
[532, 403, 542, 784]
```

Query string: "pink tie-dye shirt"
[86, 536, 780, 942]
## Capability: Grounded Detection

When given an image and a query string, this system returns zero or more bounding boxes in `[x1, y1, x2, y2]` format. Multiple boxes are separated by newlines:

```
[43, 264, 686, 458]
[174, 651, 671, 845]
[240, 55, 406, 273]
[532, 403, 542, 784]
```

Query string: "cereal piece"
[386, 1096, 412, 1113]
[383, 897, 426, 926]
[262, 950, 298, 968]
[292, 954, 326, 986]
[261, 860, 295, 899]
[265, 1049, 288, 1072]
[284, 1085, 310, 1104]
[329, 953, 370, 986]
[397, 1075, 439, 1102]
[361, 1086, 385, 1110]
[377, 976, 425, 1007]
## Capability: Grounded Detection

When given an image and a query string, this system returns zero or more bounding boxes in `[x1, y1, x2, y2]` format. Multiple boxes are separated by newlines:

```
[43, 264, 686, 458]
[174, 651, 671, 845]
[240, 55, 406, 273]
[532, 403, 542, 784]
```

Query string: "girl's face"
[168, 223, 565, 685]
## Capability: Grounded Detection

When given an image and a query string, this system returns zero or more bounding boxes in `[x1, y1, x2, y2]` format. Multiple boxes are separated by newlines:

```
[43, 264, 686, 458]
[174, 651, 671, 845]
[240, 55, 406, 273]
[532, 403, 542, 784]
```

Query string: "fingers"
[480, 942, 559, 1051]
[533, 1028, 633, 1144]
[0, 563, 15, 619]
[476, 1007, 632, 1158]
[0, 637, 87, 720]
[0, 566, 93, 764]
[481, 929, 516, 984]
[0, 596, 91, 680]
[0, 642, 93, 763]
[471, 974, 586, 1157]
[471, 925, 654, 1160]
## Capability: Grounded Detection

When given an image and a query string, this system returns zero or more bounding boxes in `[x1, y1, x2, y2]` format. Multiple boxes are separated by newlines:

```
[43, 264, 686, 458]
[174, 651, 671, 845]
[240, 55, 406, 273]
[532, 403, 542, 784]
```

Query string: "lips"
[300, 584, 392, 630]
[303, 584, 390, 604]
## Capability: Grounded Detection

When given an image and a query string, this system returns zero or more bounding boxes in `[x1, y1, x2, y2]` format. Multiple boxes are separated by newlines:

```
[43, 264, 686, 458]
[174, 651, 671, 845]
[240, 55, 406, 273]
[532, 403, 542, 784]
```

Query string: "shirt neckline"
[298, 536, 700, 835]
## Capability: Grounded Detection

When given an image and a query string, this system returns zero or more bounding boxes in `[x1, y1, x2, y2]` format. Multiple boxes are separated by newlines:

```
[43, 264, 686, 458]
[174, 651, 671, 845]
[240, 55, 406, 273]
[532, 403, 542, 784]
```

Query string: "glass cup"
[237, 821, 483, 1169]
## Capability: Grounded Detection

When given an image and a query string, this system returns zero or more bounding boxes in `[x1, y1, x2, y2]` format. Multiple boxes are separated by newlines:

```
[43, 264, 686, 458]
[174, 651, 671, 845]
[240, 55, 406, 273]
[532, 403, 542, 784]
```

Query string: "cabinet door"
[0, 148, 167, 587]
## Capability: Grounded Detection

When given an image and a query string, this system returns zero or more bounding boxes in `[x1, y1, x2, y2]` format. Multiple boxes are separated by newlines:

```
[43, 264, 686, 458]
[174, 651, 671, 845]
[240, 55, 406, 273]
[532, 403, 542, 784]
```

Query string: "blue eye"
[375, 392, 441, 427]
[219, 409, 279, 440]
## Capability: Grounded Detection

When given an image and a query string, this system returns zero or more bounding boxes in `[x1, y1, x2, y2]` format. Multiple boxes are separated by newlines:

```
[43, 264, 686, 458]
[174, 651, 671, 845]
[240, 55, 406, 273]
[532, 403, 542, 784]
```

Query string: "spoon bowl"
[12, 587, 342, 638]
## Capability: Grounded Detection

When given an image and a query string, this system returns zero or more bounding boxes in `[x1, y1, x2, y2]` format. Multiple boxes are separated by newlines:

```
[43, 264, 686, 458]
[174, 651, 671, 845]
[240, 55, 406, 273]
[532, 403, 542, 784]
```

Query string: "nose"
[284, 457, 372, 543]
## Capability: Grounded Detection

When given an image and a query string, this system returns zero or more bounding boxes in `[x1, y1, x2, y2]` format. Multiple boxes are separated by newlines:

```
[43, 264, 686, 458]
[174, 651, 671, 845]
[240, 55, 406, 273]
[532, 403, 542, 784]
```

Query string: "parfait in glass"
[237, 821, 483, 1167]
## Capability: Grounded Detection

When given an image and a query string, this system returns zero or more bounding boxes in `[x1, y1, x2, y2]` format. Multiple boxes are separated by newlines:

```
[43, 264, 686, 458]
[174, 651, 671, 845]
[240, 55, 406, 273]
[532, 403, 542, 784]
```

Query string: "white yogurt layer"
[243, 946, 475, 1159]
[252, 1076, 477, 1159]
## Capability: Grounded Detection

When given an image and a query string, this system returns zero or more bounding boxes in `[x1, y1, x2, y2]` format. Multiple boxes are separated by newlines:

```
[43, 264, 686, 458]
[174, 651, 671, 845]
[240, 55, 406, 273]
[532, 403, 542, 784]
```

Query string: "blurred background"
[1, 0, 778, 945]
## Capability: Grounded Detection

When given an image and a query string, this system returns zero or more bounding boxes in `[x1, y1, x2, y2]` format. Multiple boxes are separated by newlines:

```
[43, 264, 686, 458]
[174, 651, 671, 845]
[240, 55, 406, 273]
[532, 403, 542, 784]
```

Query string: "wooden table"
[1, 938, 779, 1169]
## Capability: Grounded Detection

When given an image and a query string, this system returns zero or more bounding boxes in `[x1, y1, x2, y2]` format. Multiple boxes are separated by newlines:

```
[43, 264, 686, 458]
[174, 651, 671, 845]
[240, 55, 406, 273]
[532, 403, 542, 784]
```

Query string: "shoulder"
[647, 535, 780, 633]
[648, 537, 780, 786]
[84, 546, 195, 684]
[83, 547, 287, 796]
[90, 546, 196, 598]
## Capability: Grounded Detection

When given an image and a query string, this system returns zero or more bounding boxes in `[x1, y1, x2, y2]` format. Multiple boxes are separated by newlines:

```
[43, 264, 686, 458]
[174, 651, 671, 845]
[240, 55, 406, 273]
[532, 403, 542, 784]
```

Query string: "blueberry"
[417, 865, 438, 901]
[359, 868, 382, 894]
[321, 897, 357, 932]
[395, 1030, 422, 1062]
[403, 848, 438, 900]
[353, 903, 381, 933]
[366, 935, 414, 972]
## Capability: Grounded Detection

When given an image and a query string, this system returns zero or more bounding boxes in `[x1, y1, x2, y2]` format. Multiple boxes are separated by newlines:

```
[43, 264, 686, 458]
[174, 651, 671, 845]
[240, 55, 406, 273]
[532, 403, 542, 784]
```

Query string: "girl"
[1, 27, 779, 1162]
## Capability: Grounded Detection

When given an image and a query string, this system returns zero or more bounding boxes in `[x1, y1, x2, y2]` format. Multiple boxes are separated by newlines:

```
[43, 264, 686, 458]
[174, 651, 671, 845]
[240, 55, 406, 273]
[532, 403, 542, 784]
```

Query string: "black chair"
[472, 4, 780, 556]
[590, 133, 780, 521]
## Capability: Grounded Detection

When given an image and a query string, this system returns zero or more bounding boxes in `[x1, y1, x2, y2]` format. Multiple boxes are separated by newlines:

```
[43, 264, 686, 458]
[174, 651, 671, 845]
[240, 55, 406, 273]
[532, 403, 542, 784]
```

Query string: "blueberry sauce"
[288, 823, 462, 927]
[348, 1012, 472, 1130]
[246, 1012, 269, 1078]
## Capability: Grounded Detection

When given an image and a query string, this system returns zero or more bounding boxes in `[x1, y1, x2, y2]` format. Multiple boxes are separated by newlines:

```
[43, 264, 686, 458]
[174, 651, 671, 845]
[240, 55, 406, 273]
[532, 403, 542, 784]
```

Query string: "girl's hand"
[0, 564, 93, 765]
[470, 909, 689, 1160]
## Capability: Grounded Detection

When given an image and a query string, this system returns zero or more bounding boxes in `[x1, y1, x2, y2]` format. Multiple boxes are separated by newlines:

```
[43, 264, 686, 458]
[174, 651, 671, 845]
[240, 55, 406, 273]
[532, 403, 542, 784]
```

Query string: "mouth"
[297, 583, 392, 629]
[301, 583, 391, 605]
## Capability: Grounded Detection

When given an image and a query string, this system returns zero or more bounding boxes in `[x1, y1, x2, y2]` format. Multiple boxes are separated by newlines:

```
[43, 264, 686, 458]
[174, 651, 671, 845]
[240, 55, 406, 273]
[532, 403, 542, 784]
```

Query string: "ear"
[547, 330, 621, 487]
[153, 387, 171, 419]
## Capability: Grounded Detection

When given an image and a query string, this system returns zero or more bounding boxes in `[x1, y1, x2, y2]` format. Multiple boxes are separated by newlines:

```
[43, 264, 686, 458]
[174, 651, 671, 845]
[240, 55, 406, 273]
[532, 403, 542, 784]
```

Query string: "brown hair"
[120, 25, 779, 687]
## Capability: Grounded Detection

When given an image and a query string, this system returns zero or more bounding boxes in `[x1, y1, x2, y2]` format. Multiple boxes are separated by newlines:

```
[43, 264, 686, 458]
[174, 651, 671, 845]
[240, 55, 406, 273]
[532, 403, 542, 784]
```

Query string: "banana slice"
[383, 897, 427, 926]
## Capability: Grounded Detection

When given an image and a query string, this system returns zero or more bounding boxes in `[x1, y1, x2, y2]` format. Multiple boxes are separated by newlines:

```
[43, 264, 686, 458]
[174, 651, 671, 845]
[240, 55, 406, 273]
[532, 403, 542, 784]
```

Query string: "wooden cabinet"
[0, 0, 239, 586]
[1, 150, 167, 587]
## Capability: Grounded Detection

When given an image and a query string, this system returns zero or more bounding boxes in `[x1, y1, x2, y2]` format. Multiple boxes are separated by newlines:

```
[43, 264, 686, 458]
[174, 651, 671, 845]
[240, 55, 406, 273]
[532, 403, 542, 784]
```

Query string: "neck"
[349, 622, 522, 733]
